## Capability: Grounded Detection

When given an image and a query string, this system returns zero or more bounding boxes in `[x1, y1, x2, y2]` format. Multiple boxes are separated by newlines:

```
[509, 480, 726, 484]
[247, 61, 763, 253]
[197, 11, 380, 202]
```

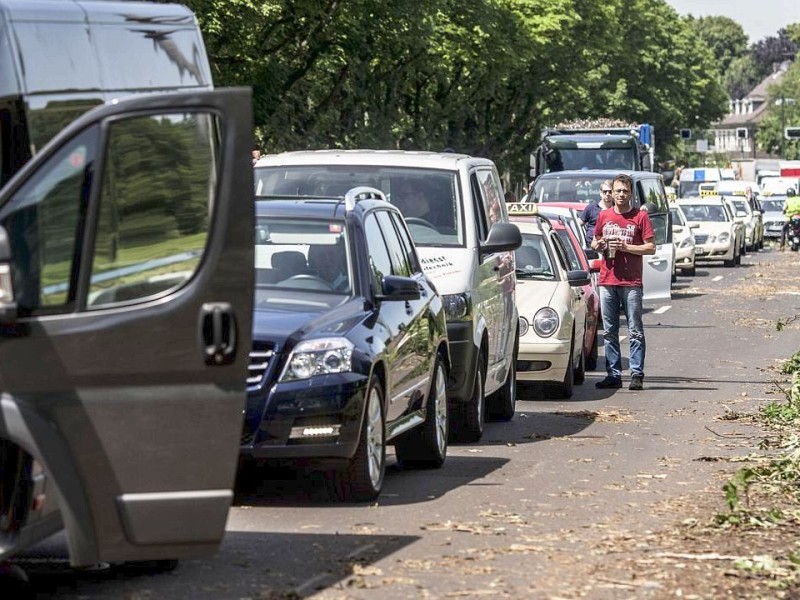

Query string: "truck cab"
[530, 124, 654, 179]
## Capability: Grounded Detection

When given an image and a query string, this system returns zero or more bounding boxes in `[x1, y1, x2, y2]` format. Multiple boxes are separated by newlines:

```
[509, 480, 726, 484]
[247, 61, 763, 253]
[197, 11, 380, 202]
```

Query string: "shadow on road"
[234, 454, 510, 507]
[8, 531, 418, 599]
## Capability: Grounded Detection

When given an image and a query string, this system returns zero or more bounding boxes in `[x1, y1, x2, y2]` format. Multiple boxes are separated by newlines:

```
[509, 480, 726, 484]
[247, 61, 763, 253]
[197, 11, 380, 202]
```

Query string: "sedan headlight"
[679, 237, 694, 249]
[717, 232, 730, 243]
[533, 307, 559, 337]
[280, 337, 354, 382]
[443, 292, 471, 321]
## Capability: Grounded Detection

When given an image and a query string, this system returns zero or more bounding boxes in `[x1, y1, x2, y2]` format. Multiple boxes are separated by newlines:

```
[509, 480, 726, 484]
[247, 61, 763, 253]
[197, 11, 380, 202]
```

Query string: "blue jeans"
[599, 286, 645, 379]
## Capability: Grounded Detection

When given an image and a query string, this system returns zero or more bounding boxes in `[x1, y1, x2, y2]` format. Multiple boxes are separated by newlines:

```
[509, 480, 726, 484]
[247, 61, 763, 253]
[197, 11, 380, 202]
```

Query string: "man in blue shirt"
[581, 180, 614, 246]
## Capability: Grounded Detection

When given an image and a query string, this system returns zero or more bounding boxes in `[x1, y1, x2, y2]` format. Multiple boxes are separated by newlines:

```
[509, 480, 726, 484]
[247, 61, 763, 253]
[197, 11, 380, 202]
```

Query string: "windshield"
[254, 217, 351, 295]
[515, 234, 555, 279]
[679, 204, 728, 222]
[545, 148, 636, 172]
[761, 199, 785, 212]
[532, 176, 612, 203]
[678, 181, 707, 198]
[730, 199, 749, 215]
[254, 166, 463, 247]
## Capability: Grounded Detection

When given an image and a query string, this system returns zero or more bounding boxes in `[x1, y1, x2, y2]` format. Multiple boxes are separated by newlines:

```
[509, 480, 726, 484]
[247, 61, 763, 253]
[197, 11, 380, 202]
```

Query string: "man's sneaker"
[595, 376, 622, 389]
[629, 374, 644, 390]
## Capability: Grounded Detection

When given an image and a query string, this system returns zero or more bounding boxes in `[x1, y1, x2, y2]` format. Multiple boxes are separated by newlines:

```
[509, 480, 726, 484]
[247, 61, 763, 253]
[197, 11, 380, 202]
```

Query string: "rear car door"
[0, 89, 253, 565]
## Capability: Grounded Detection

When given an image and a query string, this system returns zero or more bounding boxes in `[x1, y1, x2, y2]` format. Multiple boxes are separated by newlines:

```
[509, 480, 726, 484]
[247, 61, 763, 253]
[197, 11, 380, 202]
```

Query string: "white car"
[760, 196, 787, 240]
[725, 195, 763, 250]
[670, 204, 696, 276]
[677, 197, 742, 267]
[508, 209, 591, 399]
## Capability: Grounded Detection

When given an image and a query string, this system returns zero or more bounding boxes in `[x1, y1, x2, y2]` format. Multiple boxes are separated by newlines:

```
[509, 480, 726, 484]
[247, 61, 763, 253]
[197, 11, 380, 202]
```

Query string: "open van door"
[0, 88, 254, 565]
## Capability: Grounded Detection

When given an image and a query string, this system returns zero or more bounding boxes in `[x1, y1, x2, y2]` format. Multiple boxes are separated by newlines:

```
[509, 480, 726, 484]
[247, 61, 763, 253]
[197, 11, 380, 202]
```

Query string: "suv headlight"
[717, 232, 730, 243]
[533, 307, 559, 337]
[443, 292, 471, 321]
[280, 337, 354, 382]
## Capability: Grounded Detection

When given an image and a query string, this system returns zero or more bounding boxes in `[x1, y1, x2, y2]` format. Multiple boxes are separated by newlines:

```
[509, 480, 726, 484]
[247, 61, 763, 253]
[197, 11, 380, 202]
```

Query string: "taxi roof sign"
[507, 202, 539, 216]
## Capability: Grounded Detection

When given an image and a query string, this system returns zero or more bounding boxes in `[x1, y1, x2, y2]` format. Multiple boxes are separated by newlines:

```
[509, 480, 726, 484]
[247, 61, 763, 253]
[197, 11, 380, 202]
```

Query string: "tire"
[574, 345, 586, 385]
[586, 330, 599, 371]
[684, 266, 696, 276]
[396, 357, 448, 468]
[453, 366, 485, 443]
[332, 378, 385, 501]
[487, 330, 519, 422]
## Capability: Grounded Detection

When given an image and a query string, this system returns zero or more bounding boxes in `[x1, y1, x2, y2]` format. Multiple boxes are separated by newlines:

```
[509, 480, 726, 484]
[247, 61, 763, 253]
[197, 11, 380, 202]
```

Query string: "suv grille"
[693, 234, 708, 244]
[248, 343, 275, 389]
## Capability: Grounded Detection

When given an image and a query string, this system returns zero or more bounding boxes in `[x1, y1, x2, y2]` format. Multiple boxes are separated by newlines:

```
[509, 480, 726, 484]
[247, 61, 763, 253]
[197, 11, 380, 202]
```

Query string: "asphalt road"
[9, 244, 800, 599]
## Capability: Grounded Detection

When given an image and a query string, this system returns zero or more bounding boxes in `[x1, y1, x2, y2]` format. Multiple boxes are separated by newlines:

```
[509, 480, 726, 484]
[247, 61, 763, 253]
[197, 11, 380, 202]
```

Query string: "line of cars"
[247, 150, 522, 500]
[245, 152, 617, 501]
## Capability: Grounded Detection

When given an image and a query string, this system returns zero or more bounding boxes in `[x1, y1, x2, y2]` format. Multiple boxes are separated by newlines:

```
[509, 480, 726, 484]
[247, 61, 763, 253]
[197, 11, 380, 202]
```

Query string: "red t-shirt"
[595, 207, 654, 287]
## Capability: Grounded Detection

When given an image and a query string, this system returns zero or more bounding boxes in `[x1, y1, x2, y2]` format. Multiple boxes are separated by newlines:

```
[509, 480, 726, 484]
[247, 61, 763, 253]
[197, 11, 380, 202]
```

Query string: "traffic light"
[785, 127, 800, 139]
[679, 128, 692, 140]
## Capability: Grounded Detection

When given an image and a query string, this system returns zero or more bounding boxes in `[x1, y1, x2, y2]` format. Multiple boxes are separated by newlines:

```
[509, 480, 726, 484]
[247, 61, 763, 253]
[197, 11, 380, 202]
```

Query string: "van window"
[14, 23, 209, 95]
[0, 129, 98, 311]
[88, 112, 218, 307]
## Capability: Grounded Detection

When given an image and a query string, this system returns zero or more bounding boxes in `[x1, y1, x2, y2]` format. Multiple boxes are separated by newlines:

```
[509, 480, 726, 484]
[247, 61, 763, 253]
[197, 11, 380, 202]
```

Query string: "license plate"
[695, 248, 706, 256]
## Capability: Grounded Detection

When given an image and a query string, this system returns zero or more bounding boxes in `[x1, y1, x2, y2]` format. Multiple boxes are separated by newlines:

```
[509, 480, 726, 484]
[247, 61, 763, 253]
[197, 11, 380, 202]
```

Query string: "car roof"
[254, 149, 494, 170]
[535, 169, 661, 180]
[510, 218, 546, 235]
[676, 196, 725, 205]
[255, 197, 392, 220]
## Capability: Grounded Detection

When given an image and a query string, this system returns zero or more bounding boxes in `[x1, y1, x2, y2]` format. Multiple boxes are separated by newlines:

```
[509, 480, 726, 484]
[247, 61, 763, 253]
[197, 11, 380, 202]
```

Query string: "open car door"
[0, 88, 254, 565]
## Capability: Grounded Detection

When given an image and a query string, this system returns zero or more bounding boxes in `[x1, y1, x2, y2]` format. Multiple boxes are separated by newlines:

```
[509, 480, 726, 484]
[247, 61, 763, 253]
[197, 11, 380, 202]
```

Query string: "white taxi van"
[676, 196, 742, 267]
[254, 151, 522, 443]
[507, 204, 591, 399]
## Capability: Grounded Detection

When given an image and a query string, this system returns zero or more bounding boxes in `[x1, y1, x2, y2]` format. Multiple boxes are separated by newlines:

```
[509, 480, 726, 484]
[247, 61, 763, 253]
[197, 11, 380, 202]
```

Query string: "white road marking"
[619, 336, 627, 343]
[653, 305, 671, 314]
[712, 275, 724, 282]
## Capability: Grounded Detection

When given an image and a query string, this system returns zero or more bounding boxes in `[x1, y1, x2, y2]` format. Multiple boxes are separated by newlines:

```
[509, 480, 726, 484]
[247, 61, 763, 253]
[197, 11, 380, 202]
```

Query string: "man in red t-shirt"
[589, 174, 655, 391]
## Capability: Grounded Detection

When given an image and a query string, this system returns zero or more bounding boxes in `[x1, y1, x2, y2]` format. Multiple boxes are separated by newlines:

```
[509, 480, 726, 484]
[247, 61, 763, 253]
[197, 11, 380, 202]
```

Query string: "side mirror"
[481, 222, 522, 254]
[0, 225, 17, 323]
[378, 275, 420, 302]
[566, 269, 591, 287]
[689, 223, 700, 229]
[673, 225, 684, 234]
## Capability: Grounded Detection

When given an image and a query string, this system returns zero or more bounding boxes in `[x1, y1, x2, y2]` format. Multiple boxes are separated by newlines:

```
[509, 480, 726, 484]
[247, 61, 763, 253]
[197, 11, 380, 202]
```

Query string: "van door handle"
[201, 302, 237, 365]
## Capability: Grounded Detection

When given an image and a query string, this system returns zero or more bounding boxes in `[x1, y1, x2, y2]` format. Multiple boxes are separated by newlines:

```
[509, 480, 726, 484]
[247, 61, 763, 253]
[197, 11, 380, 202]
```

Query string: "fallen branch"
[654, 552, 763, 561]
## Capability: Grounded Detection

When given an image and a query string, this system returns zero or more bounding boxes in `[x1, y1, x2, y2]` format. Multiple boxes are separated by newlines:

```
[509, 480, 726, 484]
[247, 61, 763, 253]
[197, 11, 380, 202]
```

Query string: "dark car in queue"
[242, 188, 450, 501]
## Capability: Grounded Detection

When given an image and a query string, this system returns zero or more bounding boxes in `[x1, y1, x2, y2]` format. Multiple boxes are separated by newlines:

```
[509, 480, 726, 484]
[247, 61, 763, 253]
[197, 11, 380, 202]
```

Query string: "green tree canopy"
[687, 15, 748, 76]
[186, 0, 728, 181]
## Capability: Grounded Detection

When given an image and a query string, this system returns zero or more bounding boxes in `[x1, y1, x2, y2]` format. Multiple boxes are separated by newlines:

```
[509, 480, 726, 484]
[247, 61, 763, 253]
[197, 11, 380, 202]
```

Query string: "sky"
[665, 0, 800, 43]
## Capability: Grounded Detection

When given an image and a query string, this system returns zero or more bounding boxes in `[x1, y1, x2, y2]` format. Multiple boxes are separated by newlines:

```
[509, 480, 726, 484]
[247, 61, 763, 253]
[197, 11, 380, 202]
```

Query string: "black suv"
[242, 188, 450, 501]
